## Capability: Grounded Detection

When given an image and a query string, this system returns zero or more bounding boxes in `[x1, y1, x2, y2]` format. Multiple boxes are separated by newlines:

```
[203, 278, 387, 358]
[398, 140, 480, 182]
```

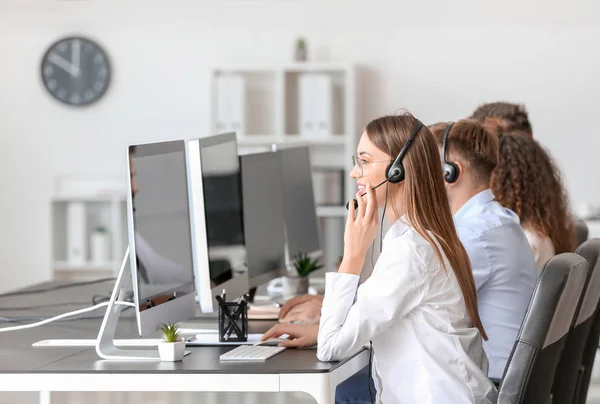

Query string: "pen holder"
[218, 300, 248, 343]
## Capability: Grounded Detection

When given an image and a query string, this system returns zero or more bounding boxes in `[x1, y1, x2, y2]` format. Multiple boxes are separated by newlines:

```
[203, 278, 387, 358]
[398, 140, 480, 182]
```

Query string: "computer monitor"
[278, 146, 322, 261]
[187, 133, 250, 313]
[239, 151, 287, 289]
[127, 140, 197, 337]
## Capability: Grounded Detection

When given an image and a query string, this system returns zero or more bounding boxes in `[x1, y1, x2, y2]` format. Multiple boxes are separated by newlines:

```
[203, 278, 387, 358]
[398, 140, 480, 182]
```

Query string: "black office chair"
[497, 253, 589, 404]
[575, 219, 589, 248]
[552, 239, 600, 404]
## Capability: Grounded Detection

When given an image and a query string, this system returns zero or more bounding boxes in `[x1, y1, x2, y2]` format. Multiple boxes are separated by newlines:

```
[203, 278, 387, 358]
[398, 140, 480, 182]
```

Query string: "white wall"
[1, 0, 599, 293]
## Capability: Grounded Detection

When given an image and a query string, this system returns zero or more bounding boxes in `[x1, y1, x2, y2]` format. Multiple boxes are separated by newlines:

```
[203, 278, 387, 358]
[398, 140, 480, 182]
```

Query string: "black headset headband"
[389, 119, 423, 173]
[441, 122, 454, 165]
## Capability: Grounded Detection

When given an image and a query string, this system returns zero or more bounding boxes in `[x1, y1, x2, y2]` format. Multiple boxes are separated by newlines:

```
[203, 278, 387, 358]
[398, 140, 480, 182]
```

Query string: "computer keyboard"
[219, 345, 286, 361]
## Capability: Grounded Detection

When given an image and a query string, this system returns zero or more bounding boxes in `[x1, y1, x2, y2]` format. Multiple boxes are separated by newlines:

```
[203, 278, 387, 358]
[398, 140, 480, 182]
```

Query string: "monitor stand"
[33, 247, 190, 360]
[95, 247, 171, 360]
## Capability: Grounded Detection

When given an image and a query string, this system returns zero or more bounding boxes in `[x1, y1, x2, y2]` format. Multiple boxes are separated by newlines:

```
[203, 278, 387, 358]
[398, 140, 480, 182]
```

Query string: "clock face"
[41, 36, 111, 106]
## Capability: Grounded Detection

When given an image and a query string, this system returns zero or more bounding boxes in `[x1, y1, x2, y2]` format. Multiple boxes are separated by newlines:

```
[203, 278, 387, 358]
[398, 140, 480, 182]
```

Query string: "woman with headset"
[263, 113, 497, 403]
[490, 133, 576, 271]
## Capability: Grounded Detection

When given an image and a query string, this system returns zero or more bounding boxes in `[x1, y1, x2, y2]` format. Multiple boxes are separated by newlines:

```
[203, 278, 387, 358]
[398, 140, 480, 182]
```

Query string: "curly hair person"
[490, 134, 575, 257]
[470, 102, 533, 136]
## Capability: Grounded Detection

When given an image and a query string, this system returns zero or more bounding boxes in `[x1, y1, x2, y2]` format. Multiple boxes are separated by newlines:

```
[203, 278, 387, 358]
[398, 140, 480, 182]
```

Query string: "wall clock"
[41, 36, 111, 106]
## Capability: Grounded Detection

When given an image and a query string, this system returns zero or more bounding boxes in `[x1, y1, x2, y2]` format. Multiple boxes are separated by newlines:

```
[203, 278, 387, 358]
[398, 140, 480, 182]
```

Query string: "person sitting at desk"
[490, 133, 576, 271]
[264, 113, 497, 404]
[279, 120, 538, 382]
[469, 101, 533, 136]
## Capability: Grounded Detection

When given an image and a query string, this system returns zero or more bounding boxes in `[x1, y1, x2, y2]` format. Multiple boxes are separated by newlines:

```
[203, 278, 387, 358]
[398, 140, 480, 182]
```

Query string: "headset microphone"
[346, 179, 389, 211]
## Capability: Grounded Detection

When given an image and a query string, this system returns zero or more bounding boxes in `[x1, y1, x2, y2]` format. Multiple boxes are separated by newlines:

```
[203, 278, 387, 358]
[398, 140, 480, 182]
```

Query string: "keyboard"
[219, 345, 286, 361]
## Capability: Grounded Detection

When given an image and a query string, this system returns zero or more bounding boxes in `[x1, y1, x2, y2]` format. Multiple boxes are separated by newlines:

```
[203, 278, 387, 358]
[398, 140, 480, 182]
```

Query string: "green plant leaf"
[293, 252, 323, 277]
[159, 322, 181, 343]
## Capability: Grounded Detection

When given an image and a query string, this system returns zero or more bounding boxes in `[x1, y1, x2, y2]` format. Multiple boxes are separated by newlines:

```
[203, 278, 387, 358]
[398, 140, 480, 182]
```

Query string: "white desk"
[0, 282, 368, 404]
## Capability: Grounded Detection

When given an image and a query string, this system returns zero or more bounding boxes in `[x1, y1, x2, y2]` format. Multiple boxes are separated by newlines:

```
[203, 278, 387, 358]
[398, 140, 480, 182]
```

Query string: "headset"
[441, 122, 459, 184]
[347, 118, 424, 210]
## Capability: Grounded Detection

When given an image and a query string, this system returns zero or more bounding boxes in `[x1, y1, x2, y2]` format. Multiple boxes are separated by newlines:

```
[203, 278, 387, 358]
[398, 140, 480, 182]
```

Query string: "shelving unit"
[210, 63, 357, 272]
[51, 177, 128, 280]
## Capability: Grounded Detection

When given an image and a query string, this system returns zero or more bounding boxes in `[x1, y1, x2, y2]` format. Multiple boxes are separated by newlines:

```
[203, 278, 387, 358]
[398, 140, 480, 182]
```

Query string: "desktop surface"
[0, 281, 363, 375]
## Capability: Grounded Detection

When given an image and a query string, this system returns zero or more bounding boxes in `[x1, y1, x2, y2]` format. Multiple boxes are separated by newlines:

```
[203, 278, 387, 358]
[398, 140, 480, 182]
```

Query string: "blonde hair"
[366, 114, 487, 340]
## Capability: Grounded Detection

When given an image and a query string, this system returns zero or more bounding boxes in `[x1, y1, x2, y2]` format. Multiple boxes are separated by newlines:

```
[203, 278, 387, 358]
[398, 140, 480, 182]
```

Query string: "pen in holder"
[216, 292, 249, 343]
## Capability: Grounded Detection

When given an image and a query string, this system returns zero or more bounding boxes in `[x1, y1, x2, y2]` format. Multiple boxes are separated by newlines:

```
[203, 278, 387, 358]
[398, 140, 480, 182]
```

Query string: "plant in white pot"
[294, 37, 307, 62]
[90, 225, 110, 264]
[289, 252, 323, 295]
[158, 322, 185, 362]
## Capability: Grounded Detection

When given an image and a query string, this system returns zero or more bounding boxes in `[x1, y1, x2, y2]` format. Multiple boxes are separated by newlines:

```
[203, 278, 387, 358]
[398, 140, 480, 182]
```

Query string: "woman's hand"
[261, 324, 319, 348]
[279, 294, 324, 321]
[341, 183, 379, 275]
[280, 299, 323, 324]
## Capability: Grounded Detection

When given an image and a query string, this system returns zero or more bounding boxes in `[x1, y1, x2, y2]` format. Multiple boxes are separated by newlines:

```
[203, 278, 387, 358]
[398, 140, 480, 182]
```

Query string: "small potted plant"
[158, 322, 185, 362]
[294, 37, 307, 62]
[90, 225, 110, 264]
[289, 252, 323, 294]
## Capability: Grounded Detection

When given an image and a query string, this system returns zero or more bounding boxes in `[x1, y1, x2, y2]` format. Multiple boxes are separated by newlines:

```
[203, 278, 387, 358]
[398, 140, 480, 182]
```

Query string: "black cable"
[366, 184, 387, 404]
[380, 183, 389, 254]
[0, 277, 116, 298]
[368, 341, 375, 404]
[370, 240, 375, 270]
[92, 294, 111, 305]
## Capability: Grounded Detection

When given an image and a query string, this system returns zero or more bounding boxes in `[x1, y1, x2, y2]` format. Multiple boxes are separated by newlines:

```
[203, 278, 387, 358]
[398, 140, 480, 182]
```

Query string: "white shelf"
[214, 63, 352, 74]
[283, 135, 346, 145]
[237, 134, 346, 147]
[316, 206, 347, 218]
[52, 194, 126, 202]
[211, 62, 357, 274]
[237, 135, 278, 146]
[53, 260, 120, 271]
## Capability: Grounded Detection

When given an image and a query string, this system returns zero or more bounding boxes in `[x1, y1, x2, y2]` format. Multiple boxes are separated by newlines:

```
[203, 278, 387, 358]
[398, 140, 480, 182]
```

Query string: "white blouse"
[523, 228, 556, 272]
[317, 218, 497, 404]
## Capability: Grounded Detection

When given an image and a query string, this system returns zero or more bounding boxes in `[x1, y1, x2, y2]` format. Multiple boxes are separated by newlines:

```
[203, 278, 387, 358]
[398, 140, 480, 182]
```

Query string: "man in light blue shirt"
[431, 120, 538, 379]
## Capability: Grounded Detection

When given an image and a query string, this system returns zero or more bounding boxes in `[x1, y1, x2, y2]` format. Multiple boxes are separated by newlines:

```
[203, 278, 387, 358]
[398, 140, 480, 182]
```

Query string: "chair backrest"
[575, 219, 589, 248]
[498, 253, 588, 404]
[552, 239, 600, 404]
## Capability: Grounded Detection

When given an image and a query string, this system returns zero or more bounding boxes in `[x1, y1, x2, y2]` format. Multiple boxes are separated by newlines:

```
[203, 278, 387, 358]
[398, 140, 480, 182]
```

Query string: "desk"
[0, 282, 368, 404]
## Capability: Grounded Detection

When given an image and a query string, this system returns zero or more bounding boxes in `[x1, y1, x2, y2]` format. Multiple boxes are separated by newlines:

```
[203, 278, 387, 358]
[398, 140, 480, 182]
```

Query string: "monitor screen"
[199, 137, 247, 287]
[279, 146, 321, 260]
[127, 140, 196, 335]
[240, 151, 287, 288]
[188, 133, 250, 313]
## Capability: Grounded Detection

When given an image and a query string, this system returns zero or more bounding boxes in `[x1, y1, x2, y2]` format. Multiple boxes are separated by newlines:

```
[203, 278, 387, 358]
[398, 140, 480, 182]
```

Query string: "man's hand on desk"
[261, 323, 319, 348]
[279, 294, 324, 322]
[280, 298, 323, 324]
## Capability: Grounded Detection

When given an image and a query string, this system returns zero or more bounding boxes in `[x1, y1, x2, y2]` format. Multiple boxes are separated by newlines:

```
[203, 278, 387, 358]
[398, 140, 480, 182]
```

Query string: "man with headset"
[266, 119, 537, 403]
[428, 119, 537, 381]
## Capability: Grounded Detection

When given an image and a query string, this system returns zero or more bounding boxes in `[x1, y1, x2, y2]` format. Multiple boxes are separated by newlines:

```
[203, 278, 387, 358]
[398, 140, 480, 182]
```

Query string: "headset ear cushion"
[444, 162, 460, 183]
[386, 161, 404, 184]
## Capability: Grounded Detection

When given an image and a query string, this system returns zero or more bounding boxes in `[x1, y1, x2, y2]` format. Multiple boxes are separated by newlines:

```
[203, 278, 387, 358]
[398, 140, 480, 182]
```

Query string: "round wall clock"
[41, 36, 111, 106]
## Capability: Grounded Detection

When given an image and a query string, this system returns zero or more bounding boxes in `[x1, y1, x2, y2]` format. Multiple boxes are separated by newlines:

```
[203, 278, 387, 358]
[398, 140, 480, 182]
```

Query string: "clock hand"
[71, 39, 81, 78]
[48, 52, 80, 77]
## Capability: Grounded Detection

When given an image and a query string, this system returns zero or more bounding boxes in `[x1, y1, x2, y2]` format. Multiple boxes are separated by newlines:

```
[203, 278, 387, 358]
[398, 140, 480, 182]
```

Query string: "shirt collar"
[453, 189, 495, 221]
[384, 215, 411, 242]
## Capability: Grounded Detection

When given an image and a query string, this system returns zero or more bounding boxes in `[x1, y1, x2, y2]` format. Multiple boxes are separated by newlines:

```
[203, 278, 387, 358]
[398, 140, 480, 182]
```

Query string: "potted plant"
[294, 37, 307, 62]
[289, 252, 323, 295]
[158, 322, 185, 362]
[90, 225, 110, 264]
